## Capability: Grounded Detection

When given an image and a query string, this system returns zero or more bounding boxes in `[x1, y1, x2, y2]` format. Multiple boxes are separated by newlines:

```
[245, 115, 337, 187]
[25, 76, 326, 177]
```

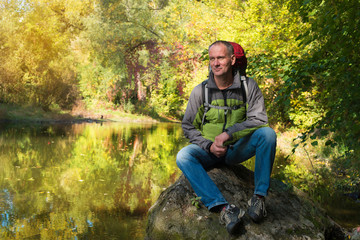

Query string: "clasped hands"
[210, 131, 230, 158]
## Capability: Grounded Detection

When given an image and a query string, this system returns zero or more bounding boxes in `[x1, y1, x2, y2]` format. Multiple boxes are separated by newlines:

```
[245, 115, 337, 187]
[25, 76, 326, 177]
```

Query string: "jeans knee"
[176, 150, 184, 168]
[257, 127, 277, 145]
[176, 147, 192, 169]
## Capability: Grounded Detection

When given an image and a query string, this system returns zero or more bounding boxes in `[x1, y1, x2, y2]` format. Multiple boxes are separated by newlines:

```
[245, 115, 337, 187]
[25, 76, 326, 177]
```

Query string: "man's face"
[209, 43, 235, 78]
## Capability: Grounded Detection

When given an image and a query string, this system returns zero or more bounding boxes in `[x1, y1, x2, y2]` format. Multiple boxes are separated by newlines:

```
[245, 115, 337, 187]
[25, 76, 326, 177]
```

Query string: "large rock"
[146, 164, 345, 240]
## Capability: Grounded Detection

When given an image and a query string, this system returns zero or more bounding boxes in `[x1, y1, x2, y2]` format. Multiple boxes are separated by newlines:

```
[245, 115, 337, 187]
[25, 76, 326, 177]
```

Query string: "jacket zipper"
[222, 90, 228, 132]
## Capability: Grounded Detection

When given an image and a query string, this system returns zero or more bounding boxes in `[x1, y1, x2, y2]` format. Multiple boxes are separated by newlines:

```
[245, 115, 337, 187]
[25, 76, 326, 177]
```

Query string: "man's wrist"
[206, 142, 213, 152]
[224, 129, 232, 138]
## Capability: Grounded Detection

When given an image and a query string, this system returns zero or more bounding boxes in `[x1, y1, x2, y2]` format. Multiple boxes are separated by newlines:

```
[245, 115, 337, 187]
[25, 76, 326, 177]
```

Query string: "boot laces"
[252, 197, 267, 217]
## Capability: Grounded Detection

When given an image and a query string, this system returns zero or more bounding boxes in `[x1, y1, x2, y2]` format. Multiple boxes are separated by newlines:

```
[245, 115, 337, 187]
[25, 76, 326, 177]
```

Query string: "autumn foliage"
[1, 0, 359, 172]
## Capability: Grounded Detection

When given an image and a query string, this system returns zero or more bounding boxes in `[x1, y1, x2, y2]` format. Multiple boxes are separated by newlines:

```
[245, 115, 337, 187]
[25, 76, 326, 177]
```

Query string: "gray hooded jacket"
[181, 71, 269, 152]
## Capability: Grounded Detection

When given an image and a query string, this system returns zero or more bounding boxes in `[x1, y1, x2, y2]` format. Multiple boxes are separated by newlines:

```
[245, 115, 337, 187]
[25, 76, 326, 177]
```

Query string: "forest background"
[0, 0, 359, 225]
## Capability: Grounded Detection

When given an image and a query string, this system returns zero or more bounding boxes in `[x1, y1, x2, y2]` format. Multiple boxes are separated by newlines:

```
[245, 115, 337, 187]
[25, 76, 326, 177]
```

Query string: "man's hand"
[214, 131, 230, 146]
[210, 132, 230, 158]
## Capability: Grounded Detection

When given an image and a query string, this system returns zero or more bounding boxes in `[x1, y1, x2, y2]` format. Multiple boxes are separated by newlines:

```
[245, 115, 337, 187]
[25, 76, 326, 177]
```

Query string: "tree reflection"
[0, 122, 187, 239]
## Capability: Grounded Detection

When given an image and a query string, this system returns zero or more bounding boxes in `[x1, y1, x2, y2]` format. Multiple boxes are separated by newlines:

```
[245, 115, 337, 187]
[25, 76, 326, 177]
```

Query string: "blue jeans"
[176, 127, 277, 210]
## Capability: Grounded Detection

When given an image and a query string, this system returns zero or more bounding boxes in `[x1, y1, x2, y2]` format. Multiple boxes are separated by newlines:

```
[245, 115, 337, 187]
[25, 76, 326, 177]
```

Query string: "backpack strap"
[201, 81, 210, 126]
[240, 75, 248, 113]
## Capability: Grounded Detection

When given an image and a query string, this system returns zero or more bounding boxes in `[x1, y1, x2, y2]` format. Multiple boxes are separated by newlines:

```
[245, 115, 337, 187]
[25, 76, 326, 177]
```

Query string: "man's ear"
[231, 54, 236, 65]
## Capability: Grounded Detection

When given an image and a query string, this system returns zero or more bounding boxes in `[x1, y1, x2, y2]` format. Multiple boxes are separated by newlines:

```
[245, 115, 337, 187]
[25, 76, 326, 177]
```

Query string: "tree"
[0, 0, 92, 110]
[279, 0, 360, 169]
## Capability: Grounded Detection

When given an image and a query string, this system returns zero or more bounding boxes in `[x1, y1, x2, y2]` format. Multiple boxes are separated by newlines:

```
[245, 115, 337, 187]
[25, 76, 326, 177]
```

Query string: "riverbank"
[0, 103, 175, 124]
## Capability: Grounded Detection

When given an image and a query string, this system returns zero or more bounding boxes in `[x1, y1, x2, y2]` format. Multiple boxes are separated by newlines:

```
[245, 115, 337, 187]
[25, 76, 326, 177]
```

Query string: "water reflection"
[1, 122, 358, 238]
[0, 122, 188, 239]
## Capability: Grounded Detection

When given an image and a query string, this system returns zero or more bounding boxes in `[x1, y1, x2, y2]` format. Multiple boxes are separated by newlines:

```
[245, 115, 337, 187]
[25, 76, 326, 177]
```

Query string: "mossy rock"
[146, 165, 345, 240]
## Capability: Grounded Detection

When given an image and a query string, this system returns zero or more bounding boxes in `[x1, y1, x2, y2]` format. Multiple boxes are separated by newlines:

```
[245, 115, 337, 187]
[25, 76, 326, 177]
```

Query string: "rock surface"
[146, 164, 345, 240]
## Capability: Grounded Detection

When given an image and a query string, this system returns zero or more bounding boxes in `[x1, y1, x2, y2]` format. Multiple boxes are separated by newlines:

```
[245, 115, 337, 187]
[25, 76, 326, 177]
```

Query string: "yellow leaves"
[237, 0, 306, 55]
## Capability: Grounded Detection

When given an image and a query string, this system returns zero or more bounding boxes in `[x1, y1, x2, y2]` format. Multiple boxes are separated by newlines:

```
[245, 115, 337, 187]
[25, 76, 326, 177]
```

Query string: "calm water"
[0, 122, 188, 239]
[0, 122, 358, 239]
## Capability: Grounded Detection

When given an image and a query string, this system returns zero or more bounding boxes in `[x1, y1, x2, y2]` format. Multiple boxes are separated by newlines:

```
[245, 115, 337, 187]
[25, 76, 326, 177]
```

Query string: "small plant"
[123, 100, 135, 114]
[191, 196, 202, 209]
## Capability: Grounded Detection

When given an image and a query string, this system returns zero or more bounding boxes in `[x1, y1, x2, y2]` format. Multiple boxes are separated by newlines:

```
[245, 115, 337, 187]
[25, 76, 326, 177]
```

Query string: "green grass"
[0, 103, 158, 123]
[0, 103, 70, 121]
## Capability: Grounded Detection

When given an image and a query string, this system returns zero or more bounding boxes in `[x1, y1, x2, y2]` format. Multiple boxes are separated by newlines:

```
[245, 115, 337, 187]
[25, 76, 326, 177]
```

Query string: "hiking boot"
[247, 195, 267, 223]
[219, 204, 245, 234]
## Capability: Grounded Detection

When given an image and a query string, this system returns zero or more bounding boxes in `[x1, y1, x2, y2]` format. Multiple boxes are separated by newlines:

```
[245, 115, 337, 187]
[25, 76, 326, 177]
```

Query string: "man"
[176, 41, 277, 234]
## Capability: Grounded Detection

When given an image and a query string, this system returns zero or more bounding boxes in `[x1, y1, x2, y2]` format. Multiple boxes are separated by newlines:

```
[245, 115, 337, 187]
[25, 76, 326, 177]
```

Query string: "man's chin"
[213, 73, 225, 77]
[213, 70, 223, 76]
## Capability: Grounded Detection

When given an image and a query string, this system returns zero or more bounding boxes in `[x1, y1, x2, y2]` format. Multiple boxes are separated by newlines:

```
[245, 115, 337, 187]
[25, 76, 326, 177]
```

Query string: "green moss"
[286, 227, 314, 237]
[148, 230, 184, 240]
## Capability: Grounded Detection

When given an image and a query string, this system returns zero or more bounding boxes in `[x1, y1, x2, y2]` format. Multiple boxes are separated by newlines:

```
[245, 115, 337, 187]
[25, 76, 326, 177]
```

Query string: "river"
[0, 122, 188, 239]
[0, 122, 358, 239]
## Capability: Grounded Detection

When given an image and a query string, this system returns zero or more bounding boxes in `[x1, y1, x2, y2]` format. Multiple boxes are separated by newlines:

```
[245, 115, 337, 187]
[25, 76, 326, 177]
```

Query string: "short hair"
[208, 41, 234, 56]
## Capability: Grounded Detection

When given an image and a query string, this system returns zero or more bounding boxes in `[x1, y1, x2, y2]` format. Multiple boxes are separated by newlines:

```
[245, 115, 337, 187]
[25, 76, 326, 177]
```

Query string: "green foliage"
[276, 0, 360, 173]
[122, 99, 136, 113]
[274, 130, 360, 217]
[148, 57, 185, 118]
[0, 0, 86, 110]
[191, 196, 202, 209]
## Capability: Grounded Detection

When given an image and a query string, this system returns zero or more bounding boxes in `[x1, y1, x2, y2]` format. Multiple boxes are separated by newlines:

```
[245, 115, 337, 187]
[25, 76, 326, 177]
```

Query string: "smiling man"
[176, 41, 277, 235]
